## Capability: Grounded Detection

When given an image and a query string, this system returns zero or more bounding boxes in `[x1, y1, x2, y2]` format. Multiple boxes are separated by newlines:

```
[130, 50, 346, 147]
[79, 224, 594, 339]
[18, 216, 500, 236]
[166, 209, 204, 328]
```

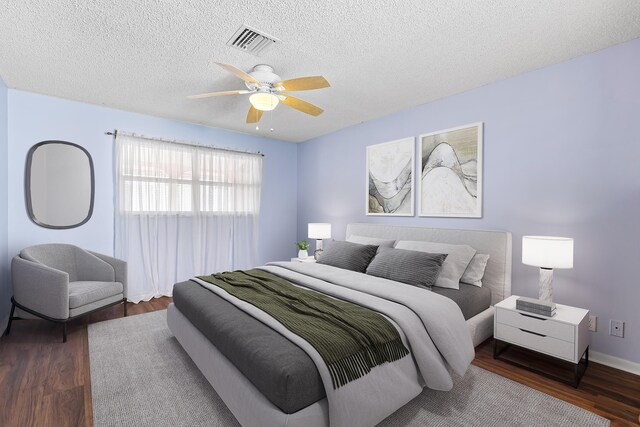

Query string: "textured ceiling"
[1, 1, 639, 142]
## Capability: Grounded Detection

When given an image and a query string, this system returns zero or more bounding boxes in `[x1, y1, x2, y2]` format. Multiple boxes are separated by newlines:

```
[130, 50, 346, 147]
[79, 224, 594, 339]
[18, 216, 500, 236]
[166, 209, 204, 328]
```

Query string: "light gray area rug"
[89, 310, 609, 427]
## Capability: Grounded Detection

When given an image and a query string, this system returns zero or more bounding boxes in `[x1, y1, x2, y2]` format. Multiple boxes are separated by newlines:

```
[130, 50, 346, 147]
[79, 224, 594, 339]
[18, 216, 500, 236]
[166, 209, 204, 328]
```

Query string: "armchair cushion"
[88, 251, 128, 297]
[68, 281, 124, 309]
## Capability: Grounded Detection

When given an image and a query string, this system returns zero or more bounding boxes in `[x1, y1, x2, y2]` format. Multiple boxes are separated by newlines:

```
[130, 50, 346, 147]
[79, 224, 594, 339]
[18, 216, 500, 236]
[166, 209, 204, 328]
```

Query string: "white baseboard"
[590, 351, 640, 376]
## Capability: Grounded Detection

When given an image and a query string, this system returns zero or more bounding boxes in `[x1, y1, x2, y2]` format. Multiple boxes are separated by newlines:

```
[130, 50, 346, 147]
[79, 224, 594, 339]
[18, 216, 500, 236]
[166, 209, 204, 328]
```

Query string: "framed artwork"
[418, 122, 483, 217]
[366, 137, 415, 216]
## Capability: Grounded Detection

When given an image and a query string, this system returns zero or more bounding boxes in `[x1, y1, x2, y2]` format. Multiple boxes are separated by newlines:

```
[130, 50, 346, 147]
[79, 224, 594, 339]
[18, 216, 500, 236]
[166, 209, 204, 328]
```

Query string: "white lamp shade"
[308, 223, 331, 239]
[249, 92, 279, 111]
[522, 236, 573, 269]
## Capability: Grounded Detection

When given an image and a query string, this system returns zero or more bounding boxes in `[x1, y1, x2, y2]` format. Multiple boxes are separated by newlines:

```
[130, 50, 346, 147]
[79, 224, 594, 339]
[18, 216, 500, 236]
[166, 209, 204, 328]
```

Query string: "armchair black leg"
[11, 296, 125, 343]
[4, 301, 16, 336]
[123, 299, 127, 317]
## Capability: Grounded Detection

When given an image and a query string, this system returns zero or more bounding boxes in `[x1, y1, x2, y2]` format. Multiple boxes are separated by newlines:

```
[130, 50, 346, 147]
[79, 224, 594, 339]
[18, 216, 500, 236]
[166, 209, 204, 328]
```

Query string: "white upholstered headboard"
[346, 223, 512, 305]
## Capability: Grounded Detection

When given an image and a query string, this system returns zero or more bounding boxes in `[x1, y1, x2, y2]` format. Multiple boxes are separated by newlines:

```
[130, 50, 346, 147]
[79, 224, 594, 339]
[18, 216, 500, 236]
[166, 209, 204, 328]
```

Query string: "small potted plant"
[295, 240, 310, 259]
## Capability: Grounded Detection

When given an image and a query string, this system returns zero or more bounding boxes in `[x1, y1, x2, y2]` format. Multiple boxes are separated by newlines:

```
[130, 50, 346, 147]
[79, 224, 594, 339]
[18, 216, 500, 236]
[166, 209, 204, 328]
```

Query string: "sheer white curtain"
[115, 133, 262, 303]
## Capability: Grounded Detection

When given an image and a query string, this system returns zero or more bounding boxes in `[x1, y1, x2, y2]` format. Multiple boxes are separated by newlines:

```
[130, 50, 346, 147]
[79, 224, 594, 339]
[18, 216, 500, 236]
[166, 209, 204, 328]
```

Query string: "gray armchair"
[6, 244, 127, 342]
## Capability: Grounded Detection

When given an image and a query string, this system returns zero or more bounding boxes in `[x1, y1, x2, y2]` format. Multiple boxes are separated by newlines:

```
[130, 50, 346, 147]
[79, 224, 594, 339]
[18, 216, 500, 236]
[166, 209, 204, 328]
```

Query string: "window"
[114, 132, 262, 301]
[116, 134, 262, 215]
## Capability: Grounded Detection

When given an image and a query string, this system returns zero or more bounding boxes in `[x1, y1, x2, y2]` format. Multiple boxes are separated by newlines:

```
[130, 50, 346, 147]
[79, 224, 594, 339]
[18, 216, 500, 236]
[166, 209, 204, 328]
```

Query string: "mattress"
[172, 276, 491, 414]
[432, 282, 491, 320]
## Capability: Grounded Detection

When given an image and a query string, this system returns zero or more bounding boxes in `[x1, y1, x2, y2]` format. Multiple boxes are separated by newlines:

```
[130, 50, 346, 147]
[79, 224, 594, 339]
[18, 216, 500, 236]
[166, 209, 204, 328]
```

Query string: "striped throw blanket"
[197, 269, 409, 388]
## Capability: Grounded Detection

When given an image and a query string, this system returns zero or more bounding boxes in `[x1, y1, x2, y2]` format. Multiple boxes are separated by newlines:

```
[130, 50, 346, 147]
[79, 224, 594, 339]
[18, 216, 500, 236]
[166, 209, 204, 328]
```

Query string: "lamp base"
[314, 239, 324, 260]
[538, 268, 554, 303]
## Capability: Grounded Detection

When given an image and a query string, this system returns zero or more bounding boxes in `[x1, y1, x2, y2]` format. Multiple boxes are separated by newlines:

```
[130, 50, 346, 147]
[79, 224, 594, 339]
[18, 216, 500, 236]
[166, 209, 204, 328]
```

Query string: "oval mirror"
[26, 141, 95, 229]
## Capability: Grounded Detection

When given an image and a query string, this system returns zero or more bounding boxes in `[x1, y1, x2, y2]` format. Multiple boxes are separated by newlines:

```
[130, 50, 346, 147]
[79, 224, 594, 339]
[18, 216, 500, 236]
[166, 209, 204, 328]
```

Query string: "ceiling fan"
[188, 63, 330, 124]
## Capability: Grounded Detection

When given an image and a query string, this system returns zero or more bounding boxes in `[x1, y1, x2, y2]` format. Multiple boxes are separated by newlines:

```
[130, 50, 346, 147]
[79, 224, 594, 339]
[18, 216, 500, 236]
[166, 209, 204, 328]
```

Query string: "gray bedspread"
[172, 280, 325, 414]
[173, 264, 487, 420]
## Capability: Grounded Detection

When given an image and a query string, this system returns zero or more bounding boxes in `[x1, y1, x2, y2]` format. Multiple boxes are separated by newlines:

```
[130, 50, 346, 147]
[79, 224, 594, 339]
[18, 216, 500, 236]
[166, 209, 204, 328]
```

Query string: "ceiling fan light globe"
[249, 92, 279, 111]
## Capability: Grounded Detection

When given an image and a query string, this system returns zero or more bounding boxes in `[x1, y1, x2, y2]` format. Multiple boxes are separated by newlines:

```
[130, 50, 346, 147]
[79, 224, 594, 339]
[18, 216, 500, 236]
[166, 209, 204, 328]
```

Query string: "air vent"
[227, 25, 280, 56]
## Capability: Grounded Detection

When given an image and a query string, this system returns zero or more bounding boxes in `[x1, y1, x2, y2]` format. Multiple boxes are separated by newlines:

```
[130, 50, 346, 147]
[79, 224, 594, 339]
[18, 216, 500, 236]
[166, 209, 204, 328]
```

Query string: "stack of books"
[516, 297, 556, 317]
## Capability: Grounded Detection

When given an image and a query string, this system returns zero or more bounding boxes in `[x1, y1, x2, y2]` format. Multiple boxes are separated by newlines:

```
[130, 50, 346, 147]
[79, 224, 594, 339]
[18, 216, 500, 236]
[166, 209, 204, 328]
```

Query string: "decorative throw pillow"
[346, 234, 395, 248]
[394, 241, 477, 290]
[460, 253, 490, 287]
[366, 247, 447, 288]
[316, 240, 378, 273]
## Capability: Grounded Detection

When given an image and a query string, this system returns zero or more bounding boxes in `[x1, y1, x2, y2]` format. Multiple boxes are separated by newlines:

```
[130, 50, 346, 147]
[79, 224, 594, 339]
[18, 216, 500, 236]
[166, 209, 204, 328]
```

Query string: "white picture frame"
[366, 137, 415, 216]
[418, 122, 483, 218]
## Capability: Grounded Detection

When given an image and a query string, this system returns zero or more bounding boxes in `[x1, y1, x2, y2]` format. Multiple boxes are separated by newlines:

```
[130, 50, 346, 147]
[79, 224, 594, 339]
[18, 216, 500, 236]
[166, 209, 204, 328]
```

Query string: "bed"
[167, 223, 512, 427]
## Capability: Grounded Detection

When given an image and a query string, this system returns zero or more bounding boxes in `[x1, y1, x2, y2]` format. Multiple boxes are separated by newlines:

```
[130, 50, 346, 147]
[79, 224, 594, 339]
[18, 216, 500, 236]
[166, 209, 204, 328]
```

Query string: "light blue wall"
[5, 90, 297, 290]
[0, 77, 8, 329]
[3, 39, 638, 363]
[298, 38, 640, 362]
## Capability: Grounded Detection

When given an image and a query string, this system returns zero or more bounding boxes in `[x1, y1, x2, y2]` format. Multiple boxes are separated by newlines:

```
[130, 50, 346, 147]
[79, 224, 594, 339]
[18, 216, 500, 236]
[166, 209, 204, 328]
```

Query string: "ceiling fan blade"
[216, 62, 260, 84]
[281, 95, 324, 116]
[246, 106, 263, 124]
[276, 76, 330, 91]
[187, 90, 250, 100]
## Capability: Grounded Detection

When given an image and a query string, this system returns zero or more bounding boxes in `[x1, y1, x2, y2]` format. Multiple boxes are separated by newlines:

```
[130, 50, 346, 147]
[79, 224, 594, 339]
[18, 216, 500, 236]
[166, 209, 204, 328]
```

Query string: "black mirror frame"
[25, 140, 95, 229]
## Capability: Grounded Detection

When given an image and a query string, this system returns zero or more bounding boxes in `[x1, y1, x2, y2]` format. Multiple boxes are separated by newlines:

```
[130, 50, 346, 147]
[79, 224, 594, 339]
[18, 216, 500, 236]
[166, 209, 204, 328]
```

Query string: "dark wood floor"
[474, 341, 640, 426]
[1, 297, 638, 427]
[0, 297, 172, 427]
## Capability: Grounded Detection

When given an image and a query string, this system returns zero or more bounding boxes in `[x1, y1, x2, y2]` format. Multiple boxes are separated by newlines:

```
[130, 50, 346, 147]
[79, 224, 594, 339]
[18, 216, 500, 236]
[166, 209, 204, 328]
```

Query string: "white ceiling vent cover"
[227, 25, 280, 56]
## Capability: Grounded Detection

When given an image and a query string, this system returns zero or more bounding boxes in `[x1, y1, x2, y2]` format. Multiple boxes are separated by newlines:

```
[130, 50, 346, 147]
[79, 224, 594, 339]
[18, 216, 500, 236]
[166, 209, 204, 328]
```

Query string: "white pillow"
[394, 240, 476, 290]
[346, 235, 395, 248]
[460, 253, 490, 287]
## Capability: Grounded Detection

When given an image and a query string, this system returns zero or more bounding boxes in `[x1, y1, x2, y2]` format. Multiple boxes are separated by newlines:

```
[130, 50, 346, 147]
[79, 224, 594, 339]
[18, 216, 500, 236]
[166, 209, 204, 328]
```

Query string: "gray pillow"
[461, 253, 490, 287]
[346, 235, 395, 248]
[394, 240, 476, 290]
[316, 240, 378, 273]
[366, 247, 447, 288]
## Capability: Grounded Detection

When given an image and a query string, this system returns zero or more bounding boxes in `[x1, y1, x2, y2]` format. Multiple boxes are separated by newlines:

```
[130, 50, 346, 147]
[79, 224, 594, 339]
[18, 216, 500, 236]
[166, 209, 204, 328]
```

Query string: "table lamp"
[308, 223, 331, 260]
[522, 236, 573, 303]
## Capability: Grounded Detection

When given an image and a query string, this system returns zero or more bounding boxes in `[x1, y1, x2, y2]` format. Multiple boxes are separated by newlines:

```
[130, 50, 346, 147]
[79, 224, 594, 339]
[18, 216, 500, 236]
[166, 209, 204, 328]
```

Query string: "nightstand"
[290, 257, 317, 263]
[493, 295, 590, 387]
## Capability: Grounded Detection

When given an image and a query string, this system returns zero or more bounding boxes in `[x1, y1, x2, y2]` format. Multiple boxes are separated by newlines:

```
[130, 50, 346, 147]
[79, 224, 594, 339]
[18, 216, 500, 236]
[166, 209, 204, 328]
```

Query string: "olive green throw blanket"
[197, 269, 409, 389]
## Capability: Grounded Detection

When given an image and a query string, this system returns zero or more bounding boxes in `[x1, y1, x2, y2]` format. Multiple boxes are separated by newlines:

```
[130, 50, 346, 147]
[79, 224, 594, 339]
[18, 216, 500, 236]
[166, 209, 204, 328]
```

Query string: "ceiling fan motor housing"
[246, 64, 281, 90]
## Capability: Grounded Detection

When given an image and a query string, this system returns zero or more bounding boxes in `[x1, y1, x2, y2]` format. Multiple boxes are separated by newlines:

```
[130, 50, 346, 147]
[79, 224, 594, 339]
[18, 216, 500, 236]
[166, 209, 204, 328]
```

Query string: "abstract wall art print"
[419, 123, 483, 217]
[366, 137, 415, 216]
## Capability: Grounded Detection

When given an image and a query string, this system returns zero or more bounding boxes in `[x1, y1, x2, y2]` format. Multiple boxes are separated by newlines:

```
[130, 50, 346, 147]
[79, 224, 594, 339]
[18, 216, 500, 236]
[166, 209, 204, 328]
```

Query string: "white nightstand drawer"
[495, 323, 574, 361]
[497, 307, 574, 342]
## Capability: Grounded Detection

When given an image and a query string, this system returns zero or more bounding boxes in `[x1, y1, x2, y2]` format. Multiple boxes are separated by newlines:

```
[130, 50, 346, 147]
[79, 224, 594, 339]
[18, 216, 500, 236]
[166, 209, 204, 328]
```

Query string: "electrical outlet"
[610, 320, 624, 338]
[588, 315, 597, 332]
